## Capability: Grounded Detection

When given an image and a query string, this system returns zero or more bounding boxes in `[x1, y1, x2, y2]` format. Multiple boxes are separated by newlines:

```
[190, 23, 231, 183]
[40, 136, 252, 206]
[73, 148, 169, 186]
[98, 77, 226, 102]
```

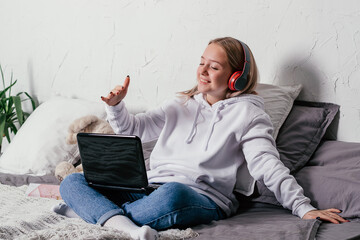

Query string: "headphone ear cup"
[228, 71, 245, 91]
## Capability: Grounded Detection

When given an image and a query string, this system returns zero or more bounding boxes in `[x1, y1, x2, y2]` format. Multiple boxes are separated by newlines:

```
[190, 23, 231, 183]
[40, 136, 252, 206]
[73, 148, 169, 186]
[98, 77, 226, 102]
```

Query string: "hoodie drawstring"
[185, 104, 203, 144]
[204, 103, 224, 150]
[185, 101, 225, 151]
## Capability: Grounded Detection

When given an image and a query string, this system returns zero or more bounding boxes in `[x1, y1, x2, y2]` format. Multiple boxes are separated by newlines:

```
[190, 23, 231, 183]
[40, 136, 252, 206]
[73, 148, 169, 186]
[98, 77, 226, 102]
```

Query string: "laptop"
[76, 132, 159, 193]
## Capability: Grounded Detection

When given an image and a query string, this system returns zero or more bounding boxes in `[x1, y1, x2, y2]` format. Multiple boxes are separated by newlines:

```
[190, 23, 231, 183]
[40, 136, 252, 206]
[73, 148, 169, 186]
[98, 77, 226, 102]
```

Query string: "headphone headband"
[228, 41, 251, 91]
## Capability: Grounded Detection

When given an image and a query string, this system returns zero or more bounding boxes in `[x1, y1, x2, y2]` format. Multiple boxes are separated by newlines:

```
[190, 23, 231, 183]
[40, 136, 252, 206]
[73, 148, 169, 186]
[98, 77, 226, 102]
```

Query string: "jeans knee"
[158, 182, 196, 208]
[60, 173, 86, 200]
[61, 172, 85, 187]
[160, 182, 188, 195]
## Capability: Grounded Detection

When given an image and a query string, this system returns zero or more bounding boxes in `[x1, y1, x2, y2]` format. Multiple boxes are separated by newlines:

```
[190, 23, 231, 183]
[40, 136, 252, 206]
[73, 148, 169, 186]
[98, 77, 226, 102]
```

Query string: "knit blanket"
[0, 183, 198, 240]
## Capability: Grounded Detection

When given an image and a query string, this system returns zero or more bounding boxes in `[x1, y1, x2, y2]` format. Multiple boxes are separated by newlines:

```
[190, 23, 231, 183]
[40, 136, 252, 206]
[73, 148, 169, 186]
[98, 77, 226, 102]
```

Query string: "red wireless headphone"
[228, 41, 251, 91]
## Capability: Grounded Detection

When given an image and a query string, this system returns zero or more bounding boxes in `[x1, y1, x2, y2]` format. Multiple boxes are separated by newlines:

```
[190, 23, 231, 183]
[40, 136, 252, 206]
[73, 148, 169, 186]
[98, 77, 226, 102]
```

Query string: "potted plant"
[0, 64, 37, 153]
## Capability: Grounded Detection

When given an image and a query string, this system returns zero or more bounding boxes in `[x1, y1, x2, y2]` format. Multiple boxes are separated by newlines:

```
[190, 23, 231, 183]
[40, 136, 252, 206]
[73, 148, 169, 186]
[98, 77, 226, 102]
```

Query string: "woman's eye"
[211, 66, 218, 70]
[199, 63, 204, 66]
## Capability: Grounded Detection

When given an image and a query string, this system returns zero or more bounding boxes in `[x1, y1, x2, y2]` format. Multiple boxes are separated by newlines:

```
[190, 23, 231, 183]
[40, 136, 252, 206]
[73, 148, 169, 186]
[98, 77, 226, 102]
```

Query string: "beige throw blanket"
[0, 183, 198, 240]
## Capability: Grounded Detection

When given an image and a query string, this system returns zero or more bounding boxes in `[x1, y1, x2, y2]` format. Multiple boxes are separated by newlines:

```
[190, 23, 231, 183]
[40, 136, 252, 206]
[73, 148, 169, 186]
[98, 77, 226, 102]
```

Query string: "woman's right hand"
[101, 75, 130, 106]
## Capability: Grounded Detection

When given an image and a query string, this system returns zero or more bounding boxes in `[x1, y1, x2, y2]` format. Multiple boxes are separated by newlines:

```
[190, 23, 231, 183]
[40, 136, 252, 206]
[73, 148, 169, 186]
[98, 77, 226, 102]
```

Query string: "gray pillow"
[276, 101, 340, 173]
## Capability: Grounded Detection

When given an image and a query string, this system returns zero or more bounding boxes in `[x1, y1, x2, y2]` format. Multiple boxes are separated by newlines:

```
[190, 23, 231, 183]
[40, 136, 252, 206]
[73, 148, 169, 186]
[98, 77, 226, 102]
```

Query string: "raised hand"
[101, 75, 130, 106]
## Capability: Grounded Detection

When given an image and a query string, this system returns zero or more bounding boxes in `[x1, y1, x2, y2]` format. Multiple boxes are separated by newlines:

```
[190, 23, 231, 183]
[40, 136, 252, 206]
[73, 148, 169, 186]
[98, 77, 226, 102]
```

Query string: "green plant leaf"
[0, 113, 5, 146]
[6, 97, 14, 116]
[9, 72, 14, 97]
[0, 99, 5, 112]
[12, 96, 23, 125]
[0, 80, 17, 99]
[0, 64, 5, 89]
[23, 92, 37, 110]
[8, 111, 16, 120]
[23, 112, 30, 121]
[0, 64, 37, 145]
[4, 126, 11, 143]
[7, 121, 17, 135]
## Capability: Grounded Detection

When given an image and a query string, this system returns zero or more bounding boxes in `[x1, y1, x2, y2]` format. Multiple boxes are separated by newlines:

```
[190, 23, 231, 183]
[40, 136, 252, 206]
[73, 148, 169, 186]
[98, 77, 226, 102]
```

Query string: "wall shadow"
[275, 56, 339, 140]
[274, 56, 322, 101]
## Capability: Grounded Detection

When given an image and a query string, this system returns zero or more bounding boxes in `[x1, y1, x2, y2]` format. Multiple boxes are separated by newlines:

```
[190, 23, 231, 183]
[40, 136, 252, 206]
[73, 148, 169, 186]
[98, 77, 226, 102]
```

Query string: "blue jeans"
[60, 173, 225, 230]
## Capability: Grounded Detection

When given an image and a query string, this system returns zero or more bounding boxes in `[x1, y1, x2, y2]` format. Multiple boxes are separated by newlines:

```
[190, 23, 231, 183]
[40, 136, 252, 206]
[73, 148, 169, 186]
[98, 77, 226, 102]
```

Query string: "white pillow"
[256, 83, 302, 139]
[0, 97, 106, 176]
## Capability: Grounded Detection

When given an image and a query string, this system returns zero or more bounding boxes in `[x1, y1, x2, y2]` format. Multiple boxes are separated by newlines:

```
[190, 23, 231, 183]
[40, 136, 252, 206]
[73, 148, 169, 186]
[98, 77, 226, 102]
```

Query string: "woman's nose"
[200, 65, 208, 75]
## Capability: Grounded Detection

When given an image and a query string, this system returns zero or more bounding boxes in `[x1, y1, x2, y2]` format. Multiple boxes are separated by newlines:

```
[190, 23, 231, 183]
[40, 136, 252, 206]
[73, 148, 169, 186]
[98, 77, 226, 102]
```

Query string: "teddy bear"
[55, 161, 84, 182]
[55, 115, 114, 182]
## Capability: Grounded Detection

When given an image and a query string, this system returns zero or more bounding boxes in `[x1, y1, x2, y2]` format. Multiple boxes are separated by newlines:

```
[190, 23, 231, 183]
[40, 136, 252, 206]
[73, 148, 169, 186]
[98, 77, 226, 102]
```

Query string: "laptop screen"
[77, 133, 148, 189]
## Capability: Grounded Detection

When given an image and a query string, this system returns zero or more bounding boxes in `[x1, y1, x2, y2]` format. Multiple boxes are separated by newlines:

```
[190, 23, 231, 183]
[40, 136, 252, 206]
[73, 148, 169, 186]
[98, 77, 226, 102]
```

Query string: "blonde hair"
[178, 37, 259, 99]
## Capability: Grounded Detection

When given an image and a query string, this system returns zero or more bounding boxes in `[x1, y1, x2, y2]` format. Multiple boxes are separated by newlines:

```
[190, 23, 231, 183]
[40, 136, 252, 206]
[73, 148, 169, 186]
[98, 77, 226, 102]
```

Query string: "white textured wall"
[1, 0, 360, 142]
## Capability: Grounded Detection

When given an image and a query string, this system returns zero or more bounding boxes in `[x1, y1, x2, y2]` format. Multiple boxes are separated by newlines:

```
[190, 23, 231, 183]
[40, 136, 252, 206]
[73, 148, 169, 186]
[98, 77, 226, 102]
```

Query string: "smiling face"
[197, 43, 233, 105]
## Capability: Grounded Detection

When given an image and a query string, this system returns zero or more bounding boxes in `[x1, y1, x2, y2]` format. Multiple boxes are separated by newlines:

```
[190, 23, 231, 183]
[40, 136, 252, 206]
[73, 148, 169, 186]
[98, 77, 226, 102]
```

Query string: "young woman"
[59, 37, 348, 240]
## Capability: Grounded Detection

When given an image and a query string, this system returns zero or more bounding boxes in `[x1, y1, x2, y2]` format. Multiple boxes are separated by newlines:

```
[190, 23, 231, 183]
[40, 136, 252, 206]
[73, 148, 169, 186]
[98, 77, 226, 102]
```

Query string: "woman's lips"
[200, 78, 210, 83]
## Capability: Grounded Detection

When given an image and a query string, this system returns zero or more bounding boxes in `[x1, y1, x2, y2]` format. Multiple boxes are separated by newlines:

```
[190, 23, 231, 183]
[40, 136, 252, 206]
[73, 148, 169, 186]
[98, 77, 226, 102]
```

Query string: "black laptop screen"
[77, 133, 148, 189]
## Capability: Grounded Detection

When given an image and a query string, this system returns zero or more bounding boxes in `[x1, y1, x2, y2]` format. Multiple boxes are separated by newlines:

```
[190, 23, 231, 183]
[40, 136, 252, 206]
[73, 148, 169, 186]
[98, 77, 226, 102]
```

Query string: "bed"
[1, 83, 360, 240]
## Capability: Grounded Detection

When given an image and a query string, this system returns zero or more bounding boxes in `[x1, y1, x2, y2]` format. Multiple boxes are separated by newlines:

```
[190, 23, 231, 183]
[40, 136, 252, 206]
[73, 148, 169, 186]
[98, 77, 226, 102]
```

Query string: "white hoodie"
[105, 93, 316, 218]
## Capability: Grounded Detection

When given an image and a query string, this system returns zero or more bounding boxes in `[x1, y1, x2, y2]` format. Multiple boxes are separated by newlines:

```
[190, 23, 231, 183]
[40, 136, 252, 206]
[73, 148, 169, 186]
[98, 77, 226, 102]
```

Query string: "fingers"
[100, 96, 110, 103]
[123, 75, 130, 89]
[315, 209, 350, 224]
[107, 76, 130, 96]
[303, 209, 350, 224]
[327, 208, 342, 213]
[100, 91, 116, 103]
[316, 214, 340, 224]
[101, 75, 130, 106]
[101, 92, 114, 101]
[323, 209, 349, 223]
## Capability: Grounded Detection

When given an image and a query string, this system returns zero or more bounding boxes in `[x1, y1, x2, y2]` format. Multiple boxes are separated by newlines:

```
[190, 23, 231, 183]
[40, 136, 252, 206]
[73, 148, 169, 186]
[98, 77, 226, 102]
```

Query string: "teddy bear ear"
[69, 115, 99, 133]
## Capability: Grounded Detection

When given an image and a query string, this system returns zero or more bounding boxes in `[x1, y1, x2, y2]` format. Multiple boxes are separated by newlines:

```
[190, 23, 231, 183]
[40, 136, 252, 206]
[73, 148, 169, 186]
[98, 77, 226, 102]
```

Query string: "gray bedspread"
[316, 221, 360, 240]
[0, 172, 59, 187]
[192, 203, 320, 240]
[192, 202, 360, 240]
